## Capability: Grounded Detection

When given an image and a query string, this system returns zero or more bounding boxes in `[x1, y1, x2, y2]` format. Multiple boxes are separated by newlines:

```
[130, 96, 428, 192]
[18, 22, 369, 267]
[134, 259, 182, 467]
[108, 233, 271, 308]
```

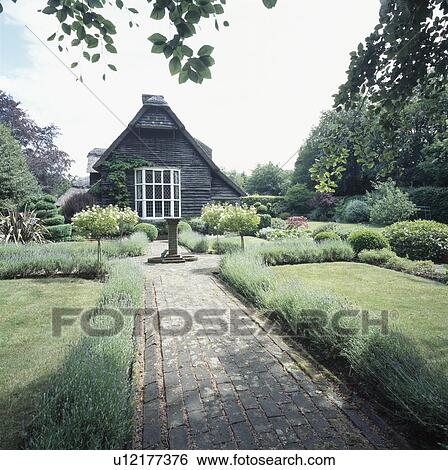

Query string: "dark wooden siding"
[99, 128, 212, 217]
[135, 107, 177, 129]
[211, 175, 241, 202]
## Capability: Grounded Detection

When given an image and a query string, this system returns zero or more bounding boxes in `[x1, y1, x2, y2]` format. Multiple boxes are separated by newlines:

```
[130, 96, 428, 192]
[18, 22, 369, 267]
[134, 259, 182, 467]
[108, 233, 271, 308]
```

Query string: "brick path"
[142, 241, 393, 450]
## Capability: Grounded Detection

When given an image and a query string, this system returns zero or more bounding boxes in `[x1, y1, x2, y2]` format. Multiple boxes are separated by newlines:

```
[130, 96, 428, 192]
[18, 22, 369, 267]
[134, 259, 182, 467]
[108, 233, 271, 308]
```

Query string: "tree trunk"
[240, 234, 245, 250]
[97, 239, 102, 265]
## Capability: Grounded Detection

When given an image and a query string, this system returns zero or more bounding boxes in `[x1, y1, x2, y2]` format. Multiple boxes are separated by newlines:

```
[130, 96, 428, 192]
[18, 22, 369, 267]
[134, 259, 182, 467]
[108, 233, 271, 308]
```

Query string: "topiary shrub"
[348, 229, 389, 254]
[189, 217, 207, 234]
[258, 213, 272, 229]
[61, 191, 96, 222]
[47, 224, 72, 241]
[134, 223, 158, 241]
[384, 220, 448, 262]
[35, 200, 56, 211]
[43, 215, 66, 226]
[35, 209, 58, 219]
[314, 231, 341, 243]
[343, 200, 370, 223]
[358, 248, 397, 266]
[178, 221, 192, 233]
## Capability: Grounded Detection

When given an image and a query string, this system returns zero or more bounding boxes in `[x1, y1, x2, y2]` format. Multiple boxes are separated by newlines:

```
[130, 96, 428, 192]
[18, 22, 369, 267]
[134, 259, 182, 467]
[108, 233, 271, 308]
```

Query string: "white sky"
[0, 0, 380, 177]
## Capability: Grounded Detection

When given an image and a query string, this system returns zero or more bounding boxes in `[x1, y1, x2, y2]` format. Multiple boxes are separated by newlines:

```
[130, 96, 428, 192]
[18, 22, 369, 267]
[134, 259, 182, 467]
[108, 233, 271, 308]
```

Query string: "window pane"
[136, 170, 143, 184]
[136, 185, 143, 199]
[145, 185, 153, 200]
[136, 201, 143, 217]
[164, 201, 171, 217]
[154, 185, 162, 200]
[155, 201, 162, 217]
[145, 170, 153, 184]
[146, 201, 154, 218]
[174, 201, 179, 217]
[174, 171, 179, 184]
[163, 170, 171, 184]
[163, 185, 171, 199]
[154, 171, 162, 183]
[174, 185, 179, 199]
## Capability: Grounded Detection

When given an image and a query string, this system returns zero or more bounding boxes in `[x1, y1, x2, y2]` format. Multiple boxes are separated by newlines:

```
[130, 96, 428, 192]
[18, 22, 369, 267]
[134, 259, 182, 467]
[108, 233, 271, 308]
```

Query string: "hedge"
[406, 186, 448, 224]
[241, 195, 285, 206]
[47, 224, 73, 240]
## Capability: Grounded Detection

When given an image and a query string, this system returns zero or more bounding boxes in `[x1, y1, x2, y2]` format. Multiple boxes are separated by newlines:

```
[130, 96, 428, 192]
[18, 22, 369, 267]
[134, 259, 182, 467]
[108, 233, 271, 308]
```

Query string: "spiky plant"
[0, 209, 49, 244]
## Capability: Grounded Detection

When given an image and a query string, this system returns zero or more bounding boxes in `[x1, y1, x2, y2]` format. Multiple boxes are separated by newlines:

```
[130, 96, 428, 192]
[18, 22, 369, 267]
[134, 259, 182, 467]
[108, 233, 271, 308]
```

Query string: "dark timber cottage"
[88, 95, 245, 220]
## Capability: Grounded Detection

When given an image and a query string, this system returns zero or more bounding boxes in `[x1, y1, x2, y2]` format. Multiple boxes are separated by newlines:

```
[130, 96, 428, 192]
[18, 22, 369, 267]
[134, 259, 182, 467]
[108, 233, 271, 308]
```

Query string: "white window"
[135, 168, 181, 219]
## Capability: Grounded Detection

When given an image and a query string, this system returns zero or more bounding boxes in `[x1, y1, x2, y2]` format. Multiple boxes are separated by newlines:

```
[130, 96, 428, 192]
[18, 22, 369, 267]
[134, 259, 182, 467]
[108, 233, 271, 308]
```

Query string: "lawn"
[271, 262, 448, 372]
[0, 278, 102, 449]
[307, 220, 383, 233]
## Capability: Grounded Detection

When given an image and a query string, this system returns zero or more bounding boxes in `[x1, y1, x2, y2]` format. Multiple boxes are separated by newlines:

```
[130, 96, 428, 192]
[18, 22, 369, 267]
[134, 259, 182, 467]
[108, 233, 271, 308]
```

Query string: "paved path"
[142, 241, 394, 450]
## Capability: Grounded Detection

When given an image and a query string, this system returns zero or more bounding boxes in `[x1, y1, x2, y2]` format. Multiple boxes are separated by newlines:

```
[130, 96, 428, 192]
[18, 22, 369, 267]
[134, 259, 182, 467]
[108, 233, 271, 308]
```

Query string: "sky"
[0, 1, 381, 177]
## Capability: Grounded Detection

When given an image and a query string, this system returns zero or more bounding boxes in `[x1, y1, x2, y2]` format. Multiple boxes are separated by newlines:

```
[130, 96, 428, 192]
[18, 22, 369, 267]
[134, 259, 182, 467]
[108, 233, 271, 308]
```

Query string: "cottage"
[88, 94, 245, 219]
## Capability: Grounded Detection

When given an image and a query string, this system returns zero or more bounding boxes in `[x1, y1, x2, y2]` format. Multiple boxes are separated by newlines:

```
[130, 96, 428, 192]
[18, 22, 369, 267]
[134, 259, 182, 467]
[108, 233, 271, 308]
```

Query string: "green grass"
[0, 278, 102, 449]
[271, 262, 448, 372]
[308, 220, 383, 233]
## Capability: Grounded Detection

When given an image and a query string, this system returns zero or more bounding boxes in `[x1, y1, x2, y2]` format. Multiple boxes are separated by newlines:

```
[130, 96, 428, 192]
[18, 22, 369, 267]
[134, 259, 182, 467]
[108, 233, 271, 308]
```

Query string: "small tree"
[219, 204, 260, 250]
[72, 205, 119, 264]
[116, 206, 139, 237]
[201, 203, 226, 248]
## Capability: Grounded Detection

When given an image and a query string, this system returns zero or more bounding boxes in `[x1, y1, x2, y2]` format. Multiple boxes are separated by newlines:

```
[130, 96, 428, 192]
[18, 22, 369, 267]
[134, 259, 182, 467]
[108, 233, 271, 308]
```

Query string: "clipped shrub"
[271, 218, 287, 229]
[151, 219, 168, 236]
[384, 220, 448, 262]
[178, 231, 209, 253]
[241, 195, 284, 208]
[367, 180, 416, 225]
[35, 200, 56, 211]
[134, 223, 158, 241]
[258, 213, 272, 229]
[35, 208, 58, 219]
[312, 222, 339, 237]
[343, 200, 370, 223]
[284, 183, 314, 214]
[178, 221, 192, 233]
[358, 248, 396, 266]
[314, 231, 341, 243]
[189, 217, 207, 234]
[348, 229, 389, 254]
[61, 191, 96, 222]
[47, 224, 73, 241]
[43, 215, 65, 227]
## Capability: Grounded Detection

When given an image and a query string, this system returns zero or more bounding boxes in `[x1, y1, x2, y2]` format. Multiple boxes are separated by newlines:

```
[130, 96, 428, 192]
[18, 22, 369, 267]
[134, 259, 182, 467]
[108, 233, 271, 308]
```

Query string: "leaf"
[262, 0, 277, 8]
[108, 64, 117, 71]
[83, 51, 91, 61]
[105, 43, 117, 53]
[169, 57, 181, 75]
[71, 62, 78, 68]
[115, 0, 124, 8]
[128, 7, 138, 14]
[47, 33, 56, 41]
[148, 33, 167, 45]
[42, 6, 57, 15]
[198, 45, 214, 56]
[179, 69, 189, 84]
[61, 23, 71, 35]
[151, 7, 165, 20]
[91, 53, 100, 63]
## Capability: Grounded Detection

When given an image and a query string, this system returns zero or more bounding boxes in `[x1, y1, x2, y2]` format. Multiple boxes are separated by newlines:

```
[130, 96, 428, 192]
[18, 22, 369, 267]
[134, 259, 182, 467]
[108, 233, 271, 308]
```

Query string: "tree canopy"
[246, 162, 291, 196]
[0, 91, 72, 194]
[0, 123, 41, 209]
[0, 0, 277, 83]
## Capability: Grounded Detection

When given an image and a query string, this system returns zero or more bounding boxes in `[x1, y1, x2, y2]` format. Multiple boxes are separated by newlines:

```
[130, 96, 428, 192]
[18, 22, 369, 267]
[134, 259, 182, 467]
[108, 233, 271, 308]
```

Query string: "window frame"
[134, 167, 181, 220]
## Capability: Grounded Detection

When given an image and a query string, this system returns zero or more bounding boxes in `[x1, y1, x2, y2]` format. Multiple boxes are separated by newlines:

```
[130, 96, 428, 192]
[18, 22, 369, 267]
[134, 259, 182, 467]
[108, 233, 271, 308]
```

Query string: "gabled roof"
[93, 95, 245, 196]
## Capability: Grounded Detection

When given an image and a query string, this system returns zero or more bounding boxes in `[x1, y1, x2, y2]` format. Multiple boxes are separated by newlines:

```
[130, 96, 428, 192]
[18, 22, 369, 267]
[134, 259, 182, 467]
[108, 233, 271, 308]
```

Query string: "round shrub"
[271, 218, 287, 229]
[134, 223, 158, 241]
[189, 217, 207, 234]
[348, 229, 389, 254]
[343, 200, 370, 223]
[257, 204, 269, 214]
[383, 220, 448, 262]
[258, 213, 272, 229]
[35, 208, 58, 219]
[35, 200, 56, 211]
[178, 221, 192, 233]
[47, 224, 72, 240]
[41, 194, 57, 203]
[43, 215, 66, 226]
[357, 248, 397, 266]
[314, 231, 341, 243]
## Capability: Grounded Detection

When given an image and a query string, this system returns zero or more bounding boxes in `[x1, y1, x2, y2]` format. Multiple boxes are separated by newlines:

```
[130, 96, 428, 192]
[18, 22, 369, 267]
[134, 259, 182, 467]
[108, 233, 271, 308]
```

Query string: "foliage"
[0, 1, 277, 84]
[258, 227, 306, 242]
[358, 248, 446, 283]
[0, 209, 48, 244]
[407, 186, 448, 224]
[178, 230, 209, 253]
[134, 223, 158, 241]
[218, 204, 261, 249]
[245, 163, 291, 196]
[367, 180, 416, 225]
[0, 91, 71, 193]
[201, 203, 226, 235]
[188, 217, 207, 234]
[241, 195, 286, 218]
[271, 218, 287, 229]
[384, 220, 448, 263]
[348, 229, 389, 254]
[44, 215, 65, 226]
[284, 184, 314, 215]
[222, 169, 248, 191]
[314, 231, 341, 243]
[0, 124, 41, 209]
[311, 222, 345, 239]
[258, 213, 272, 229]
[286, 216, 309, 229]
[343, 199, 370, 223]
[61, 191, 97, 222]
[335, 0, 448, 111]
[177, 221, 192, 233]
[47, 224, 73, 241]
[211, 236, 266, 255]
[102, 156, 150, 206]
[27, 260, 144, 449]
[0, 233, 147, 279]
[151, 219, 168, 236]
[309, 192, 337, 221]
[116, 206, 139, 237]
